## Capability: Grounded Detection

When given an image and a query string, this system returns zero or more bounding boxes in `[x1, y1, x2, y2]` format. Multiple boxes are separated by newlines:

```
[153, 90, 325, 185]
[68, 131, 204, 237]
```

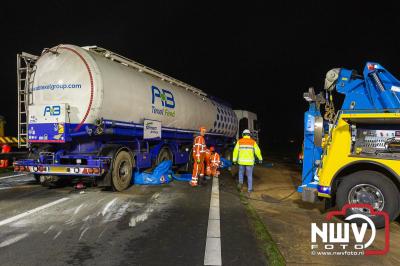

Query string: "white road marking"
[0, 233, 29, 248]
[101, 198, 117, 216]
[204, 238, 222, 265]
[0, 184, 35, 190]
[129, 206, 154, 227]
[151, 192, 160, 200]
[204, 177, 222, 265]
[207, 220, 220, 238]
[79, 228, 89, 241]
[0, 197, 70, 227]
[129, 192, 161, 227]
[74, 203, 84, 215]
[53, 231, 62, 240]
[0, 173, 29, 180]
[44, 225, 54, 234]
[97, 228, 107, 241]
[103, 202, 130, 223]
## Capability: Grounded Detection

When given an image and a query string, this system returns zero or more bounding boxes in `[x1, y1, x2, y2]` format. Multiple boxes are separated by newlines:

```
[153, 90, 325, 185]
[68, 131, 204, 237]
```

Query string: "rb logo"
[151, 86, 175, 108]
[43, 105, 61, 116]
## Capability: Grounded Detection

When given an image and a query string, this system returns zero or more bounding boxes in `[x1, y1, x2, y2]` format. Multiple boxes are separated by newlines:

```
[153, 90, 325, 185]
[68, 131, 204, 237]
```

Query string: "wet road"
[0, 172, 265, 266]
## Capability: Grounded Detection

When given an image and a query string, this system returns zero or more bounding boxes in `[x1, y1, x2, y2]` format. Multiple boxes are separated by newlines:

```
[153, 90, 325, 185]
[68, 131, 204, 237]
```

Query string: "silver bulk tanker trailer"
[14, 44, 256, 191]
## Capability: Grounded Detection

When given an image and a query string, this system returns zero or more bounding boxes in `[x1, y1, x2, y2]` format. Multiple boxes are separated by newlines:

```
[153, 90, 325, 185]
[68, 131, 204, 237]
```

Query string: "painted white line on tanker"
[204, 177, 222, 266]
[0, 197, 70, 227]
[0, 173, 29, 181]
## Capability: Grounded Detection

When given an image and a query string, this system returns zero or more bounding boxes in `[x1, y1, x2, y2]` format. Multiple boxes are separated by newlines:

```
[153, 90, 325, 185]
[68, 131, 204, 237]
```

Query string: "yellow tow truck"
[300, 63, 400, 228]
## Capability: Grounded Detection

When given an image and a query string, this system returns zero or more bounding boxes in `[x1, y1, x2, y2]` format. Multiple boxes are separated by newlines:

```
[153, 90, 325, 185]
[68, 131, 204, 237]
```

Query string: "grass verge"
[239, 191, 286, 266]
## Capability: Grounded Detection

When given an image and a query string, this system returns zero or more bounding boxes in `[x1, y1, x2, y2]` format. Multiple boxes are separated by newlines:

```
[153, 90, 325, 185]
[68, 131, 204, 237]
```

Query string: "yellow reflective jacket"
[232, 136, 262, 166]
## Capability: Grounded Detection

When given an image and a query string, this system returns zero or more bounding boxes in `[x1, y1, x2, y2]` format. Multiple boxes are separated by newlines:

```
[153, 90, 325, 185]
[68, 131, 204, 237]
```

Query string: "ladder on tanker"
[17, 52, 38, 148]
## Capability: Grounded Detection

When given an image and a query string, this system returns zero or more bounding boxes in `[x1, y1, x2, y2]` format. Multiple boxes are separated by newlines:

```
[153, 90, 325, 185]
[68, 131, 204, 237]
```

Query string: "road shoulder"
[219, 172, 269, 265]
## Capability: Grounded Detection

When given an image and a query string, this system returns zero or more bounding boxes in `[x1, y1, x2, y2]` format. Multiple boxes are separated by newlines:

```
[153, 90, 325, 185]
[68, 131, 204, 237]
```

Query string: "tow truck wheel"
[336, 170, 400, 228]
[111, 151, 133, 192]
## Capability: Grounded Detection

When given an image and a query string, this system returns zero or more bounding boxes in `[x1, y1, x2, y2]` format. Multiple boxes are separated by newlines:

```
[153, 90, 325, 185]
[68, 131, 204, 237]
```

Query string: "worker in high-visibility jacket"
[232, 129, 262, 192]
[190, 126, 207, 186]
[208, 146, 221, 178]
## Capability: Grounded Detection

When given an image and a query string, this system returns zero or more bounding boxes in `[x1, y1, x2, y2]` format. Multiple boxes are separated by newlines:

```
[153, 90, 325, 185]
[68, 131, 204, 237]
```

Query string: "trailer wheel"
[181, 148, 193, 173]
[156, 147, 173, 165]
[33, 174, 40, 183]
[223, 148, 233, 161]
[336, 170, 400, 228]
[111, 151, 133, 192]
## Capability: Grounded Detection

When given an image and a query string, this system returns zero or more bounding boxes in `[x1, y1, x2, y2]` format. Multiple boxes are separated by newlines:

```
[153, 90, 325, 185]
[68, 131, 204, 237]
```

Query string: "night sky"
[1, 1, 400, 154]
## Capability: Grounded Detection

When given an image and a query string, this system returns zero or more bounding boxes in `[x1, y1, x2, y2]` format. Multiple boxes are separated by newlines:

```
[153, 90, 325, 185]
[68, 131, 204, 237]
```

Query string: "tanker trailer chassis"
[13, 118, 233, 190]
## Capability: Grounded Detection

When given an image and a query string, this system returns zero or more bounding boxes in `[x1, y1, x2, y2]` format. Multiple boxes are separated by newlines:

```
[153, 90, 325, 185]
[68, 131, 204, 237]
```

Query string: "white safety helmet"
[242, 129, 251, 136]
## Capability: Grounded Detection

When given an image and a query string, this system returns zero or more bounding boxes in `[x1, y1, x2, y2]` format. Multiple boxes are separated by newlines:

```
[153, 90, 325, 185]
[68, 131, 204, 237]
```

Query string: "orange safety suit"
[191, 135, 206, 185]
[209, 152, 221, 177]
[204, 148, 211, 177]
[0, 144, 11, 168]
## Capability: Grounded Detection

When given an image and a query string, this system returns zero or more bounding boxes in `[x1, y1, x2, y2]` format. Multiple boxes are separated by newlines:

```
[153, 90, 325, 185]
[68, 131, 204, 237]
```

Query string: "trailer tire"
[336, 170, 400, 228]
[223, 147, 233, 161]
[33, 174, 40, 183]
[181, 148, 193, 173]
[111, 151, 133, 192]
[156, 146, 173, 165]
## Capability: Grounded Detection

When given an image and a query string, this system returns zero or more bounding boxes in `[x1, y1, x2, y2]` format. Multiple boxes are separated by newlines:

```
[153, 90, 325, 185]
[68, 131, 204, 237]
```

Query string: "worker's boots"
[198, 175, 207, 186]
[237, 183, 243, 191]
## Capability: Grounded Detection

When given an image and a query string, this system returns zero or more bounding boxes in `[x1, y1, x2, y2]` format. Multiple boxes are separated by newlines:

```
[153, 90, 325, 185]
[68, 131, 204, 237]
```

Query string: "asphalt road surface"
[0, 172, 266, 266]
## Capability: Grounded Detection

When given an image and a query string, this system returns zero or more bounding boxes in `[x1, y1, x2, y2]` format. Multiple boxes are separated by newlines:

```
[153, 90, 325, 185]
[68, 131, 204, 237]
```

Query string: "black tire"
[223, 147, 233, 161]
[33, 174, 40, 183]
[97, 144, 121, 187]
[156, 147, 173, 165]
[37, 175, 66, 188]
[28, 144, 54, 160]
[336, 170, 400, 228]
[111, 151, 133, 192]
[181, 147, 194, 173]
[28, 146, 52, 185]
